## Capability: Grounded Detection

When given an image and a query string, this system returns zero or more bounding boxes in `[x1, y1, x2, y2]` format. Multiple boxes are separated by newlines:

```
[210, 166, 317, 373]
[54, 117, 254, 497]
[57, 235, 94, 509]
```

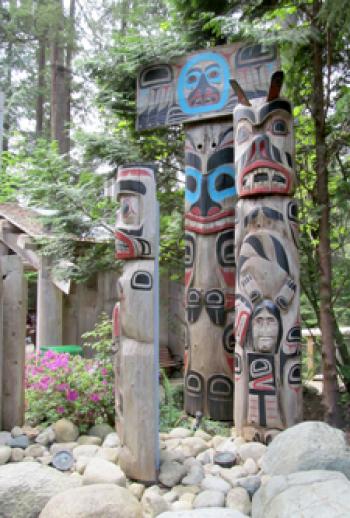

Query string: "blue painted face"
[185, 165, 236, 216]
[178, 52, 230, 115]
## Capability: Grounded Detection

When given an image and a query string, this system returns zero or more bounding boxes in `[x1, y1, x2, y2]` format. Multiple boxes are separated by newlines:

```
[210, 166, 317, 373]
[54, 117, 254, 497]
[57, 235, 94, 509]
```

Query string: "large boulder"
[52, 419, 79, 443]
[158, 510, 249, 518]
[39, 484, 142, 518]
[261, 421, 350, 478]
[252, 470, 350, 518]
[0, 461, 82, 518]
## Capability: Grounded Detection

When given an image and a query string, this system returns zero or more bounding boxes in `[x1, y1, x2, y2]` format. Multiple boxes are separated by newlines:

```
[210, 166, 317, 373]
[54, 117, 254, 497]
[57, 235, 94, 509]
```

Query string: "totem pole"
[113, 164, 159, 482]
[137, 43, 279, 421]
[232, 71, 302, 442]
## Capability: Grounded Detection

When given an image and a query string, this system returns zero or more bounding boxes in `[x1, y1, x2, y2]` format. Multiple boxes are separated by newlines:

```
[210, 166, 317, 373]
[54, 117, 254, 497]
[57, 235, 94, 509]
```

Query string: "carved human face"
[233, 100, 295, 197]
[252, 307, 279, 353]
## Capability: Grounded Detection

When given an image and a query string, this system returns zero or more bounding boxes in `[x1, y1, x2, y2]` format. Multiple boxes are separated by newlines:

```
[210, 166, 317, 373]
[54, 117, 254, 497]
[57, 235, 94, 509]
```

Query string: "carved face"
[233, 99, 295, 197]
[252, 307, 279, 353]
[178, 52, 230, 115]
[185, 123, 235, 234]
[115, 165, 156, 259]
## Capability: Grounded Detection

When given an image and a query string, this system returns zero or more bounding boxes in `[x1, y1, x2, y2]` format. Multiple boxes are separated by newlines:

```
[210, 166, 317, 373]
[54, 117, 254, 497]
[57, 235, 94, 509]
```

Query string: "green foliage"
[25, 350, 115, 432]
[160, 371, 187, 432]
[82, 312, 114, 361]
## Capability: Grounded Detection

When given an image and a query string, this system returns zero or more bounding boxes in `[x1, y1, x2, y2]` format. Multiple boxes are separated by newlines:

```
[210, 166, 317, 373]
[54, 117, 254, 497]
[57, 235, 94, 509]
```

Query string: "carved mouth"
[188, 89, 220, 107]
[239, 160, 291, 193]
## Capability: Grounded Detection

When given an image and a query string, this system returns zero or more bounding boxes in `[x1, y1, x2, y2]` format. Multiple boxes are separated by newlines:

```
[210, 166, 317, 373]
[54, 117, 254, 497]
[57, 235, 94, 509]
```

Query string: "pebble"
[236, 474, 261, 496]
[83, 457, 126, 486]
[97, 446, 119, 463]
[169, 427, 192, 439]
[77, 435, 102, 446]
[220, 466, 247, 486]
[35, 427, 56, 446]
[52, 419, 79, 442]
[238, 442, 266, 462]
[193, 489, 225, 509]
[50, 442, 78, 455]
[161, 448, 186, 464]
[128, 482, 145, 500]
[11, 426, 25, 438]
[201, 475, 231, 495]
[0, 445, 11, 465]
[0, 431, 12, 445]
[194, 430, 212, 442]
[172, 500, 193, 511]
[181, 437, 208, 457]
[102, 432, 120, 448]
[159, 460, 187, 488]
[6, 435, 30, 449]
[197, 448, 214, 465]
[10, 447, 24, 462]
[172, 485, 200, 496]
[141, 486, 170, 517]
[24, 444, 47, 458]
[72, 444, 100, 459]
[182, 462, 204, 485]
[88, 423, 114, 440]
[226, 486, 252, 515]
[243, 457, 258, 475]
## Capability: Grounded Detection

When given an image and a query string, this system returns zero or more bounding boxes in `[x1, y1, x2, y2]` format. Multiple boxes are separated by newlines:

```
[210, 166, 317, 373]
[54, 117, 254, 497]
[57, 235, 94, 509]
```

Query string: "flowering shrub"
[25, 350, 115, 431]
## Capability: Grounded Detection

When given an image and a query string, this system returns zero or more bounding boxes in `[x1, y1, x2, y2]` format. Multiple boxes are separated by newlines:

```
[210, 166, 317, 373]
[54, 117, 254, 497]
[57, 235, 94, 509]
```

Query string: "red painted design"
[221, 269, 235, 289]
[118, 168, 152, 177]
[186, 209, 234, 223]
[112, 304, 120, 339]
[250, 373, 274, 391]
[185, 222, 234, 235]
[115, 231, 137, 259]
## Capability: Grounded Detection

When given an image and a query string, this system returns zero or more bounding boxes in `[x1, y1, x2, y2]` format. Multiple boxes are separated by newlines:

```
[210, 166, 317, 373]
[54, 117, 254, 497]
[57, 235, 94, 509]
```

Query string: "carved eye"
[236, 125, 250, 144]
[272, 119, 287, 135]
[186, 175, 197, 193]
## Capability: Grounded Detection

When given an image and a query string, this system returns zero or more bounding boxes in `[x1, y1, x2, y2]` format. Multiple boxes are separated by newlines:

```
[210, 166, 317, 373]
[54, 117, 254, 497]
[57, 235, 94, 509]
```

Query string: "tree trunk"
[50, 0, 69, 155]
[36, 38, 46, 137]
[312, 0, 342, 426]
[3, 41, 12, 152]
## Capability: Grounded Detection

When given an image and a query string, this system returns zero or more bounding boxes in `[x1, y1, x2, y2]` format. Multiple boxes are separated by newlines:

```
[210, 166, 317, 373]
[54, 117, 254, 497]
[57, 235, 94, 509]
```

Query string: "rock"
[72, 444, 100, 459]
[220, 466, 247, 486]
[212, 436, 226, 449]
[216, 438, 238, 456]
[182, 462, 205, 485]
[38, 456, 53, 466]
[159, 460, 187, 487]
[179, 493, 196, 504]
[194, 430, 212, 442]
[260, 421, 350, 478]
[102, 432, 120, 448]
[164, 490, 178, 503]
[6, 435, 30, 449]
[50, 442, 78, 455]
[170, 427, 193, 439]
[129, 482, 145, 500]
[141, 486, 170, 517]
[83, 457, 126, 486]
[158, 510, 248, 518]
[77, 435, 102, 446]
[233, 437, 246, 448]
[166, 438, 182, 450]
[39, 483, 142, 518]
[242, 458, 258, 475]
[25, 444, 47, 458]
[52, 419, 79, 443]
[252, 469, 350, 518]
[36, 427, 56, 446]
[226, 487, 251, 515]
[0, 446, 11, 465]
[193, 490, 225, 508]
[75, 457, 90, 474]
[182, 437, 208, 457]
[0, 461, 81, 518]
[238, 443, 266, 463]
[88, 423, 114, 440]
[11, 426, 24, 437]
[97, 447, 119, 463]
[236, 475, 261, 497]
[173, 485, 200, 496]
[0, 431, 12, 445]
[22, 425, 40, 440]
[161, 448, 186, 464]
[201, 475, 231, 495]
[172, 501, 193, 511]
[10, 448, 24, 462]
[197, 448, 214, 465]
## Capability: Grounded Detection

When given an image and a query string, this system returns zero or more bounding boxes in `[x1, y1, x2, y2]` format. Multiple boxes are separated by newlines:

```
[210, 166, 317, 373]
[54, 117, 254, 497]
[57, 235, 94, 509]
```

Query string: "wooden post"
[37, 256, 63, 349]
[1, 255, 27, 429]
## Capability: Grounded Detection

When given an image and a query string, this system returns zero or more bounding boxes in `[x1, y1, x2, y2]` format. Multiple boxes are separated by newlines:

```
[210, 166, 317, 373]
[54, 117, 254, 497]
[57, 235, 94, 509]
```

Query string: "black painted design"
[205, 289, 225, 325]
[207, 374, 233, 421]
[288, 363, 301, 385]
[118, 180, 146, 195]
[186, 288, 202, 323]
[131, 271, 153, 290]
[217, 230, 235, 267]
[185, 234, 195, 268]
[271, 235, 290, 274]
[234, 352, 242, 374]
[185, 370, 204, 415]
[245, 236, 269, 261]
[248, 352, 276, 427]
[223, 323, 235, 355]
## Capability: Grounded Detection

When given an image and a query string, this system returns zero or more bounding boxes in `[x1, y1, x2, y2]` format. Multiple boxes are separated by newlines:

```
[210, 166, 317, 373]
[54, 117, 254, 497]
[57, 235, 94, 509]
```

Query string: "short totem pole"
[232, 71, 302, 442]
[113, 164, 159, 482]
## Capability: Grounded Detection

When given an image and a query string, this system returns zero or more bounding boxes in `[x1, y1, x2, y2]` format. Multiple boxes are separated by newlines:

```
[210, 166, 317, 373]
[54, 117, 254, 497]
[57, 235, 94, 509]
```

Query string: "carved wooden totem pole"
[232, 71, 302, 442]
[113, 164, 159, 482]
[137, 43, 279, 421]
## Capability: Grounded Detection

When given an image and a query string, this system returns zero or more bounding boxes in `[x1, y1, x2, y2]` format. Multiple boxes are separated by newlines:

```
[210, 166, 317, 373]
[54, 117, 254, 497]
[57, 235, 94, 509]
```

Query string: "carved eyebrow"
[185, 152, 202, 171]
[259, 100, 292, 122]
[233, 108, 256, 124]
[118, 180, 146, 195]
[207, 148, 234, 172]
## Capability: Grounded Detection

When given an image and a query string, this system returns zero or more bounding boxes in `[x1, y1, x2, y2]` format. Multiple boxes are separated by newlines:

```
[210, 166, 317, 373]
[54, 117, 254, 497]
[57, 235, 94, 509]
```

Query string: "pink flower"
[56, 406, 65, 414]
[101, 368, 108, 376]
[89, 393, 100, 402]
[56, 383, 69, 392]
[102, 379, 107, 385]
[66, 389, 79, 401]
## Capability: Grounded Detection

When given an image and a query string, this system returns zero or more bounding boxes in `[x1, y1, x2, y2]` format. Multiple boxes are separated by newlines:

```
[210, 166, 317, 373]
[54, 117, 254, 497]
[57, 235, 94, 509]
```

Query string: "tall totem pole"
[113, 164, 159, 482]
[137, 43, 279, 421]
[232, 71, 302, 442]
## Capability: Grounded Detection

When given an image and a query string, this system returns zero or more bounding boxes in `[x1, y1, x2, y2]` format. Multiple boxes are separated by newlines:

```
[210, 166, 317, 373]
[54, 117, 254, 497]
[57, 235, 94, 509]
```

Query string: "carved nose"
[190, 176, 221, 217]
[249, 135, 271, 162]
[197, 72, 209, 92]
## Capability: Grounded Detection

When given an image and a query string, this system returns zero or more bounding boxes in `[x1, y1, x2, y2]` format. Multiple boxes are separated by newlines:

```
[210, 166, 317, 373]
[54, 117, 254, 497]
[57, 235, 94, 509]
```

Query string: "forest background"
[0, 0, 349, 426]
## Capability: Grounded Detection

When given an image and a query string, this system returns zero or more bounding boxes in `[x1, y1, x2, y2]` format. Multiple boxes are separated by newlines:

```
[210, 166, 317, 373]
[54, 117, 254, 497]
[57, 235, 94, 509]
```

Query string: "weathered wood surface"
[184, 120, 235, 421]
[1, 255, 27, 430]
[233, 72, 302, 442]
[113, 164, 159, 483]
[37, 256, 63, 349]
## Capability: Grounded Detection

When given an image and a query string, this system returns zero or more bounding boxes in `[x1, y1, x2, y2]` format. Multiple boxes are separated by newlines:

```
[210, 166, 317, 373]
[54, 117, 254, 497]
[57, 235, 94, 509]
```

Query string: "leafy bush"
[25, 349, 114, 432]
